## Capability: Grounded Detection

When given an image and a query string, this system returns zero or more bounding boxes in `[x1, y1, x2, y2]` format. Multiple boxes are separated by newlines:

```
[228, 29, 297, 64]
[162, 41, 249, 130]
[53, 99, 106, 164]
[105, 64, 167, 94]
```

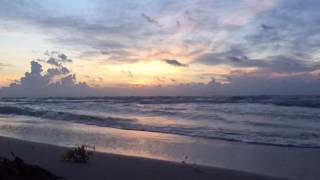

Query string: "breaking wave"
[0, 100, 319, 148]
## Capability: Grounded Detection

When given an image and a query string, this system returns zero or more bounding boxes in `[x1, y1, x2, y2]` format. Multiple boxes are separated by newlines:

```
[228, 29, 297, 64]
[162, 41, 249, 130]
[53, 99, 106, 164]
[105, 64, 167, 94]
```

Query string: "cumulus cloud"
[45, 51, 72, 67]
[0, 53, 93, 97]
[164, 59, 188, 67]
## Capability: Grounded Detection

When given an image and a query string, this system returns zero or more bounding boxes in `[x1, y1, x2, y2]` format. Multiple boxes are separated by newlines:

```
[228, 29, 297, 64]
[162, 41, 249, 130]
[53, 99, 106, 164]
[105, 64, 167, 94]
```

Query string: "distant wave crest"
[1, 95, 320, 108]
[0, 104, 319, 148]
[0, 106, 135, 125]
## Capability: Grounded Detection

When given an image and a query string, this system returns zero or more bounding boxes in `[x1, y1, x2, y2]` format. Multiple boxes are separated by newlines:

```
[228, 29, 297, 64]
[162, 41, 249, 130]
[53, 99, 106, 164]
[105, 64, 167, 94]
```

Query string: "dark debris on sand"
[0, 153, 63, 180]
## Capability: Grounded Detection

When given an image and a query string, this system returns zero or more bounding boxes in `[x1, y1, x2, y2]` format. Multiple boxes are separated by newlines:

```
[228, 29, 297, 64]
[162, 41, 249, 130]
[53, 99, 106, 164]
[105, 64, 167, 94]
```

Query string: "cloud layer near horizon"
[0, 53, 319, 97]
[0, 0, 320, 96]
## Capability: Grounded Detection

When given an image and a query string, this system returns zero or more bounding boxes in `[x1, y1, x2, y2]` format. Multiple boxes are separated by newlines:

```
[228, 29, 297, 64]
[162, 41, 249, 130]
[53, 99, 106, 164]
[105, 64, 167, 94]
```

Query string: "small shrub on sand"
[62, 145, 95, 164]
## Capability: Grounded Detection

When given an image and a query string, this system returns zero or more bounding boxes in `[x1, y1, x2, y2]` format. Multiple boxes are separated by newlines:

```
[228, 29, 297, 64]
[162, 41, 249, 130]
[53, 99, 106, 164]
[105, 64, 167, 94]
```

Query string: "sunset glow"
[0, 0, 319, 96]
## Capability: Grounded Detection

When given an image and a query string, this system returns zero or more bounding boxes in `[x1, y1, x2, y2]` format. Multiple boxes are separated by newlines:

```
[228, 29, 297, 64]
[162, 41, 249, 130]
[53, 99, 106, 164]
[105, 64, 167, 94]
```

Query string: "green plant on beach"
[62, 145, 95, 164]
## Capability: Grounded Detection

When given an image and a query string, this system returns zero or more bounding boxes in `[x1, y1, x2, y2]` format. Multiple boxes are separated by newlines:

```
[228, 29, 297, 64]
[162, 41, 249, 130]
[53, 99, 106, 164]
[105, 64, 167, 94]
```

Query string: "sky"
[0, 0, 320, 96]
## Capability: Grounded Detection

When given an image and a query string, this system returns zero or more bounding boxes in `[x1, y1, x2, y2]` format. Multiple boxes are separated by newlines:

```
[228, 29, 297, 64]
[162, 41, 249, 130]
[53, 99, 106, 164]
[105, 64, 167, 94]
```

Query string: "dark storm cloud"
[164, 59, 188, 67]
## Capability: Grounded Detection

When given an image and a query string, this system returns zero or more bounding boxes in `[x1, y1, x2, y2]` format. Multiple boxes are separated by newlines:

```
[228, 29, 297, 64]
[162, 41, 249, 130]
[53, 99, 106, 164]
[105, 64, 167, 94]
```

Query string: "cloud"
[0, 63, 13, 71]
[244, 0, 320, 56]
[260, 23, 274, 30]
[1, 53, 320, 97]
[132, 69, 320, 96]
[195, 48, 320, 73]
[0, 63, 12, 67]
[30, 61, 43, 74]
[141, 13, 162, 28]
[0, 53, 93, 97]
[0, 0, 282, 66]
[1, 0, 320, 97]
[221, 0, 279, 26]
[164, 59, 188, 67]
[155, 76, 166, 83]
[44, 51, 72, 67]
[121, 70, 134, 78]
[0, 0, 139, 61]
[208, 70, 320, 95]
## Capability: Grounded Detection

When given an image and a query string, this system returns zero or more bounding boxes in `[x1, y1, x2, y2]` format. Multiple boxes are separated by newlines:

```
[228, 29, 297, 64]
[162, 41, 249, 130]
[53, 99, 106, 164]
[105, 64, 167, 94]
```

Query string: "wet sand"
[0, 136, 285, 180]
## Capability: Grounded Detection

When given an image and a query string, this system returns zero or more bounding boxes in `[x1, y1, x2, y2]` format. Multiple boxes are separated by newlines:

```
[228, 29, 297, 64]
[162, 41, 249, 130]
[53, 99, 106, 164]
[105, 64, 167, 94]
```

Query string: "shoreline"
[0, 136, 284, 180]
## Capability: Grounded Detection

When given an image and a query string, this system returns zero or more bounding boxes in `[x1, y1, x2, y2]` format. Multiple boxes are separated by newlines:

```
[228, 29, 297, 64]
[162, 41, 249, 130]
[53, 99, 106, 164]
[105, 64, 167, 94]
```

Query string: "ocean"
[0, 95, 319, 148]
